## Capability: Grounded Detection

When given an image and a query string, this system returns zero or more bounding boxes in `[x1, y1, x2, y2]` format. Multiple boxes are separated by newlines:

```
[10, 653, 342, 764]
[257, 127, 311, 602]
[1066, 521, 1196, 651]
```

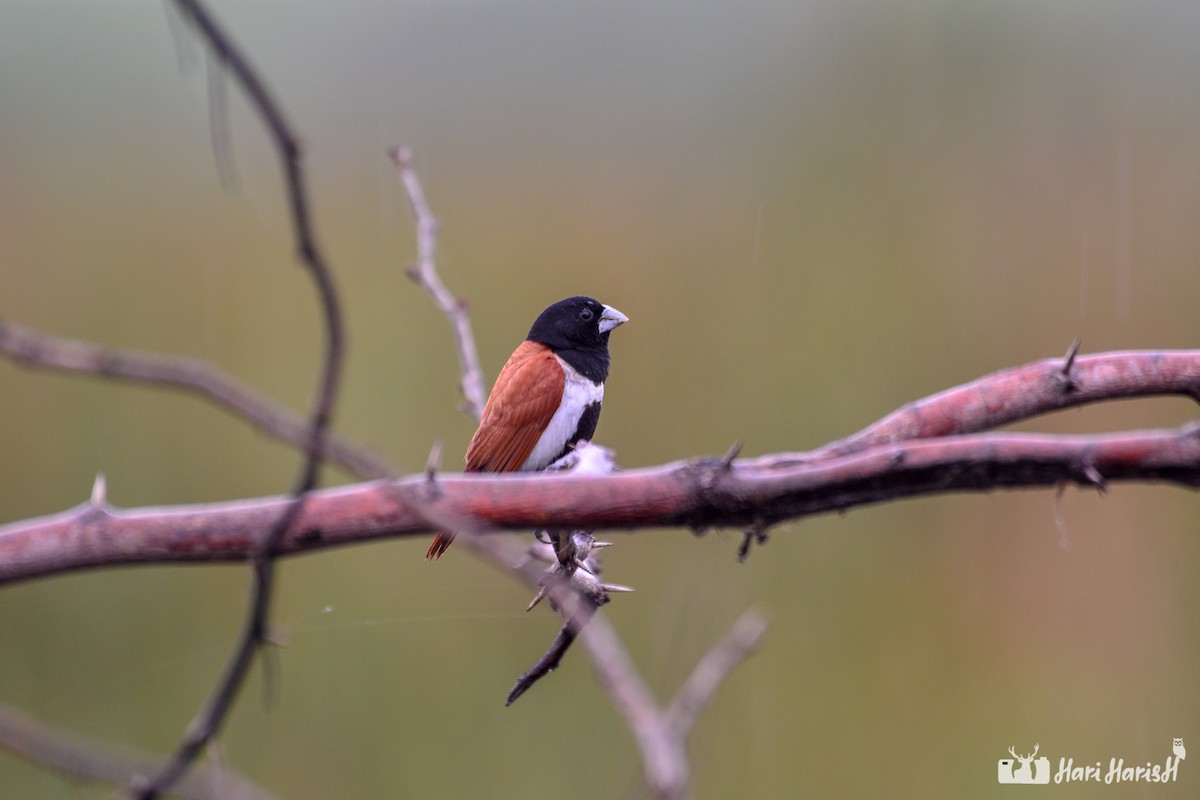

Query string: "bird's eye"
[579, 308, 594, 321]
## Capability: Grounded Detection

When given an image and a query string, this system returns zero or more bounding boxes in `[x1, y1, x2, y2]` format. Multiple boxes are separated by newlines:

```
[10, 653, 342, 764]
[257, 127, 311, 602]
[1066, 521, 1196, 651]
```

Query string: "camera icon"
[998, 744, 1050, 784]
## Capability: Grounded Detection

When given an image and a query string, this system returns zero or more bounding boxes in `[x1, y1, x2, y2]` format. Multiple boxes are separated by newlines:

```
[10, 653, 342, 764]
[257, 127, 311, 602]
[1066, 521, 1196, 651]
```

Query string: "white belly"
[522, 357, 604, 470]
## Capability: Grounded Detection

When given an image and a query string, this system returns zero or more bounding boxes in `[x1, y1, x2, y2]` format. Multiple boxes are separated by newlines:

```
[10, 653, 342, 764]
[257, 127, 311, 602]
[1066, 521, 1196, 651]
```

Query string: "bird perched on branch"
[426, 296, 628, 559]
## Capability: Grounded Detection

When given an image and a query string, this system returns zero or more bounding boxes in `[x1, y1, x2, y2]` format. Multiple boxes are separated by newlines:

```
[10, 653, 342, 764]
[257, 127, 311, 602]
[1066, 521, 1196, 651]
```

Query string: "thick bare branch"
[3, 423, 1197, 586]
[818, 348, 1200, 457]
[0, 703, 275, 800]
[389, 145, 487, 420]
[0, 319, 391, 480]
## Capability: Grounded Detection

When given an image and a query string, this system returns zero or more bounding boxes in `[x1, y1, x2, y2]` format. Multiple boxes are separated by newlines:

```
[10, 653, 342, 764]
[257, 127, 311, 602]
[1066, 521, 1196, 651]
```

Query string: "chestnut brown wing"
[426, 342, 565, 559]
[466, 341, 565, 473]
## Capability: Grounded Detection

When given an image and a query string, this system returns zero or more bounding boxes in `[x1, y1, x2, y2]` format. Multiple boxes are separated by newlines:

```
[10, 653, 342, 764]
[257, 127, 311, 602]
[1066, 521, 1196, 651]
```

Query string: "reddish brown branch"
[3, 424, 1197, 586]
[817, 349, 1200, 457]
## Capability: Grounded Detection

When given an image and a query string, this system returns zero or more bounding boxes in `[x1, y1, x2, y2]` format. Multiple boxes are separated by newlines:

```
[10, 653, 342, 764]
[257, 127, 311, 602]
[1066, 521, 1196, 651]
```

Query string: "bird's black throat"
[552, 345, 611, 384]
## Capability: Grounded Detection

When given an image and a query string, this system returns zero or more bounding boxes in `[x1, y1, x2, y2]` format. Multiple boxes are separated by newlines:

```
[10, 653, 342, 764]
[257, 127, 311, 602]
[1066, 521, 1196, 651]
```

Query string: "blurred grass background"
[2, 1, 1199, 797]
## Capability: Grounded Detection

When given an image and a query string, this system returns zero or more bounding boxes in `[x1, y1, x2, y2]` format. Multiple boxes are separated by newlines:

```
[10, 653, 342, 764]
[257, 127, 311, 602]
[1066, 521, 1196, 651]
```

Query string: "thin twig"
[389, 146, 487, 421]
[134, 1, 346, 797]
[506, 598, 598, 706]
[0, 319, 391, 480]
[665, 610, 768, 737]
[0, 703, 276, 800]
[573, 608, 692, 799]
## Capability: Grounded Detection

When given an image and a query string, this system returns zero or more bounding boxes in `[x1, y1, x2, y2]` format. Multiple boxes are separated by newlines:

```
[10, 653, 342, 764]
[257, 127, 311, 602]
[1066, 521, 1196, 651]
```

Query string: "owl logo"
[1173, 738, 1186, 760]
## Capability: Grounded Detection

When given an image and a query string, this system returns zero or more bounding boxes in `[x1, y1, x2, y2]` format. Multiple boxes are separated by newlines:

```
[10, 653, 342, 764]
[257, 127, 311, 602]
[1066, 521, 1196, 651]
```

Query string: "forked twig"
[389, 145, 487, 420]
[665, 610, 767, 736]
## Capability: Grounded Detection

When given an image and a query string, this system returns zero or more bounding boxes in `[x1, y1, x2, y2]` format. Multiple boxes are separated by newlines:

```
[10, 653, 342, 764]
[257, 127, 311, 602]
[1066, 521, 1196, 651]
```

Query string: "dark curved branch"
[132, 1, 348, 797]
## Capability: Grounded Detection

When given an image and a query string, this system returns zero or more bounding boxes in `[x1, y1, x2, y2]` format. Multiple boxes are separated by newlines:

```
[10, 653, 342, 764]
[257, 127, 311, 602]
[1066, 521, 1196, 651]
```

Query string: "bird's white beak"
[599, 305, 629, 333]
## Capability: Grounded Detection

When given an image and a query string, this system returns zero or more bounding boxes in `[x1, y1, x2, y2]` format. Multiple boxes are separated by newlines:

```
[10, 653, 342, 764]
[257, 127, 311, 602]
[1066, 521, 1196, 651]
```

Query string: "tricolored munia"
[426, 296, 628, 559]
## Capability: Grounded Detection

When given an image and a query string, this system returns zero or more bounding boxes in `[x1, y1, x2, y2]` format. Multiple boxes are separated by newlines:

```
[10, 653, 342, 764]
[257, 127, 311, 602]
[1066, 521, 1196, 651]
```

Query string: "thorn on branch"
[424, 439, 444, 496]
[525, 587, 548, 612]
[89, 473, 108, 509]
[1058, 338, 1082, 392]
[1081, 461, 1107, 493]
[720, 441, 743, 470]
[737, 522, 770, 564]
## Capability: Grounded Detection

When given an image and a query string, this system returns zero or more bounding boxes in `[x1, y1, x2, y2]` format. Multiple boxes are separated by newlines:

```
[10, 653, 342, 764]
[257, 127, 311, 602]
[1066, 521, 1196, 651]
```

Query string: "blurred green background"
[2, 1, 1199, 797]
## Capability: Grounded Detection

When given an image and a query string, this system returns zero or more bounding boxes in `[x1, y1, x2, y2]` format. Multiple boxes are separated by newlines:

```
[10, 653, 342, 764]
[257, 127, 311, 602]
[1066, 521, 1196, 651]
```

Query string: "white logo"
[998, 743, 1050, 784]
[997, 739, 1185, 785]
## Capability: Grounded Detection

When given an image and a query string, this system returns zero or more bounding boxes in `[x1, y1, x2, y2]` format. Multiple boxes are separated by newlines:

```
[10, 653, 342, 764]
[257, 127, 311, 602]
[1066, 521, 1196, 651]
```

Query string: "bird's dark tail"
[426, 532, 454, 560]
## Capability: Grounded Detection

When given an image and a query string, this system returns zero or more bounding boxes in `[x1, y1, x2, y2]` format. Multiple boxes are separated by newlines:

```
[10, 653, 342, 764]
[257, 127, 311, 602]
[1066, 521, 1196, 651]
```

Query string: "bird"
[1174, 738, 1186, 760]
[426, 295, 628, 559]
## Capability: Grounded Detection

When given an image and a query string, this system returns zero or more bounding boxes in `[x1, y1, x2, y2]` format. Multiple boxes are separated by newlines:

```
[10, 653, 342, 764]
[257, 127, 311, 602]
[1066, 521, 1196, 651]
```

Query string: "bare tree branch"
[665, 610, 768, 738]
[4, 420, 1197, 586]
[132, 1, 347, 797]
[389, 145, 488, 420]
[0, 319, 391, 480]
[0, 703, 276, 800]
[816, 347, 1200, 457]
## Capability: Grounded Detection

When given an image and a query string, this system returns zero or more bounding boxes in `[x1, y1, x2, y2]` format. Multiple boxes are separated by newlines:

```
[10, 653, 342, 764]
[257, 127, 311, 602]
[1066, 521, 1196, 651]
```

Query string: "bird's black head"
[527, 296, 628, 381]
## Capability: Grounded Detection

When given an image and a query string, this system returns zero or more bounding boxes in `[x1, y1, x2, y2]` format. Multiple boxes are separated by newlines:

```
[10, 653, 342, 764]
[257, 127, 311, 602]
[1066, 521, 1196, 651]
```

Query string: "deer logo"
[998, 742, 1051, 784]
